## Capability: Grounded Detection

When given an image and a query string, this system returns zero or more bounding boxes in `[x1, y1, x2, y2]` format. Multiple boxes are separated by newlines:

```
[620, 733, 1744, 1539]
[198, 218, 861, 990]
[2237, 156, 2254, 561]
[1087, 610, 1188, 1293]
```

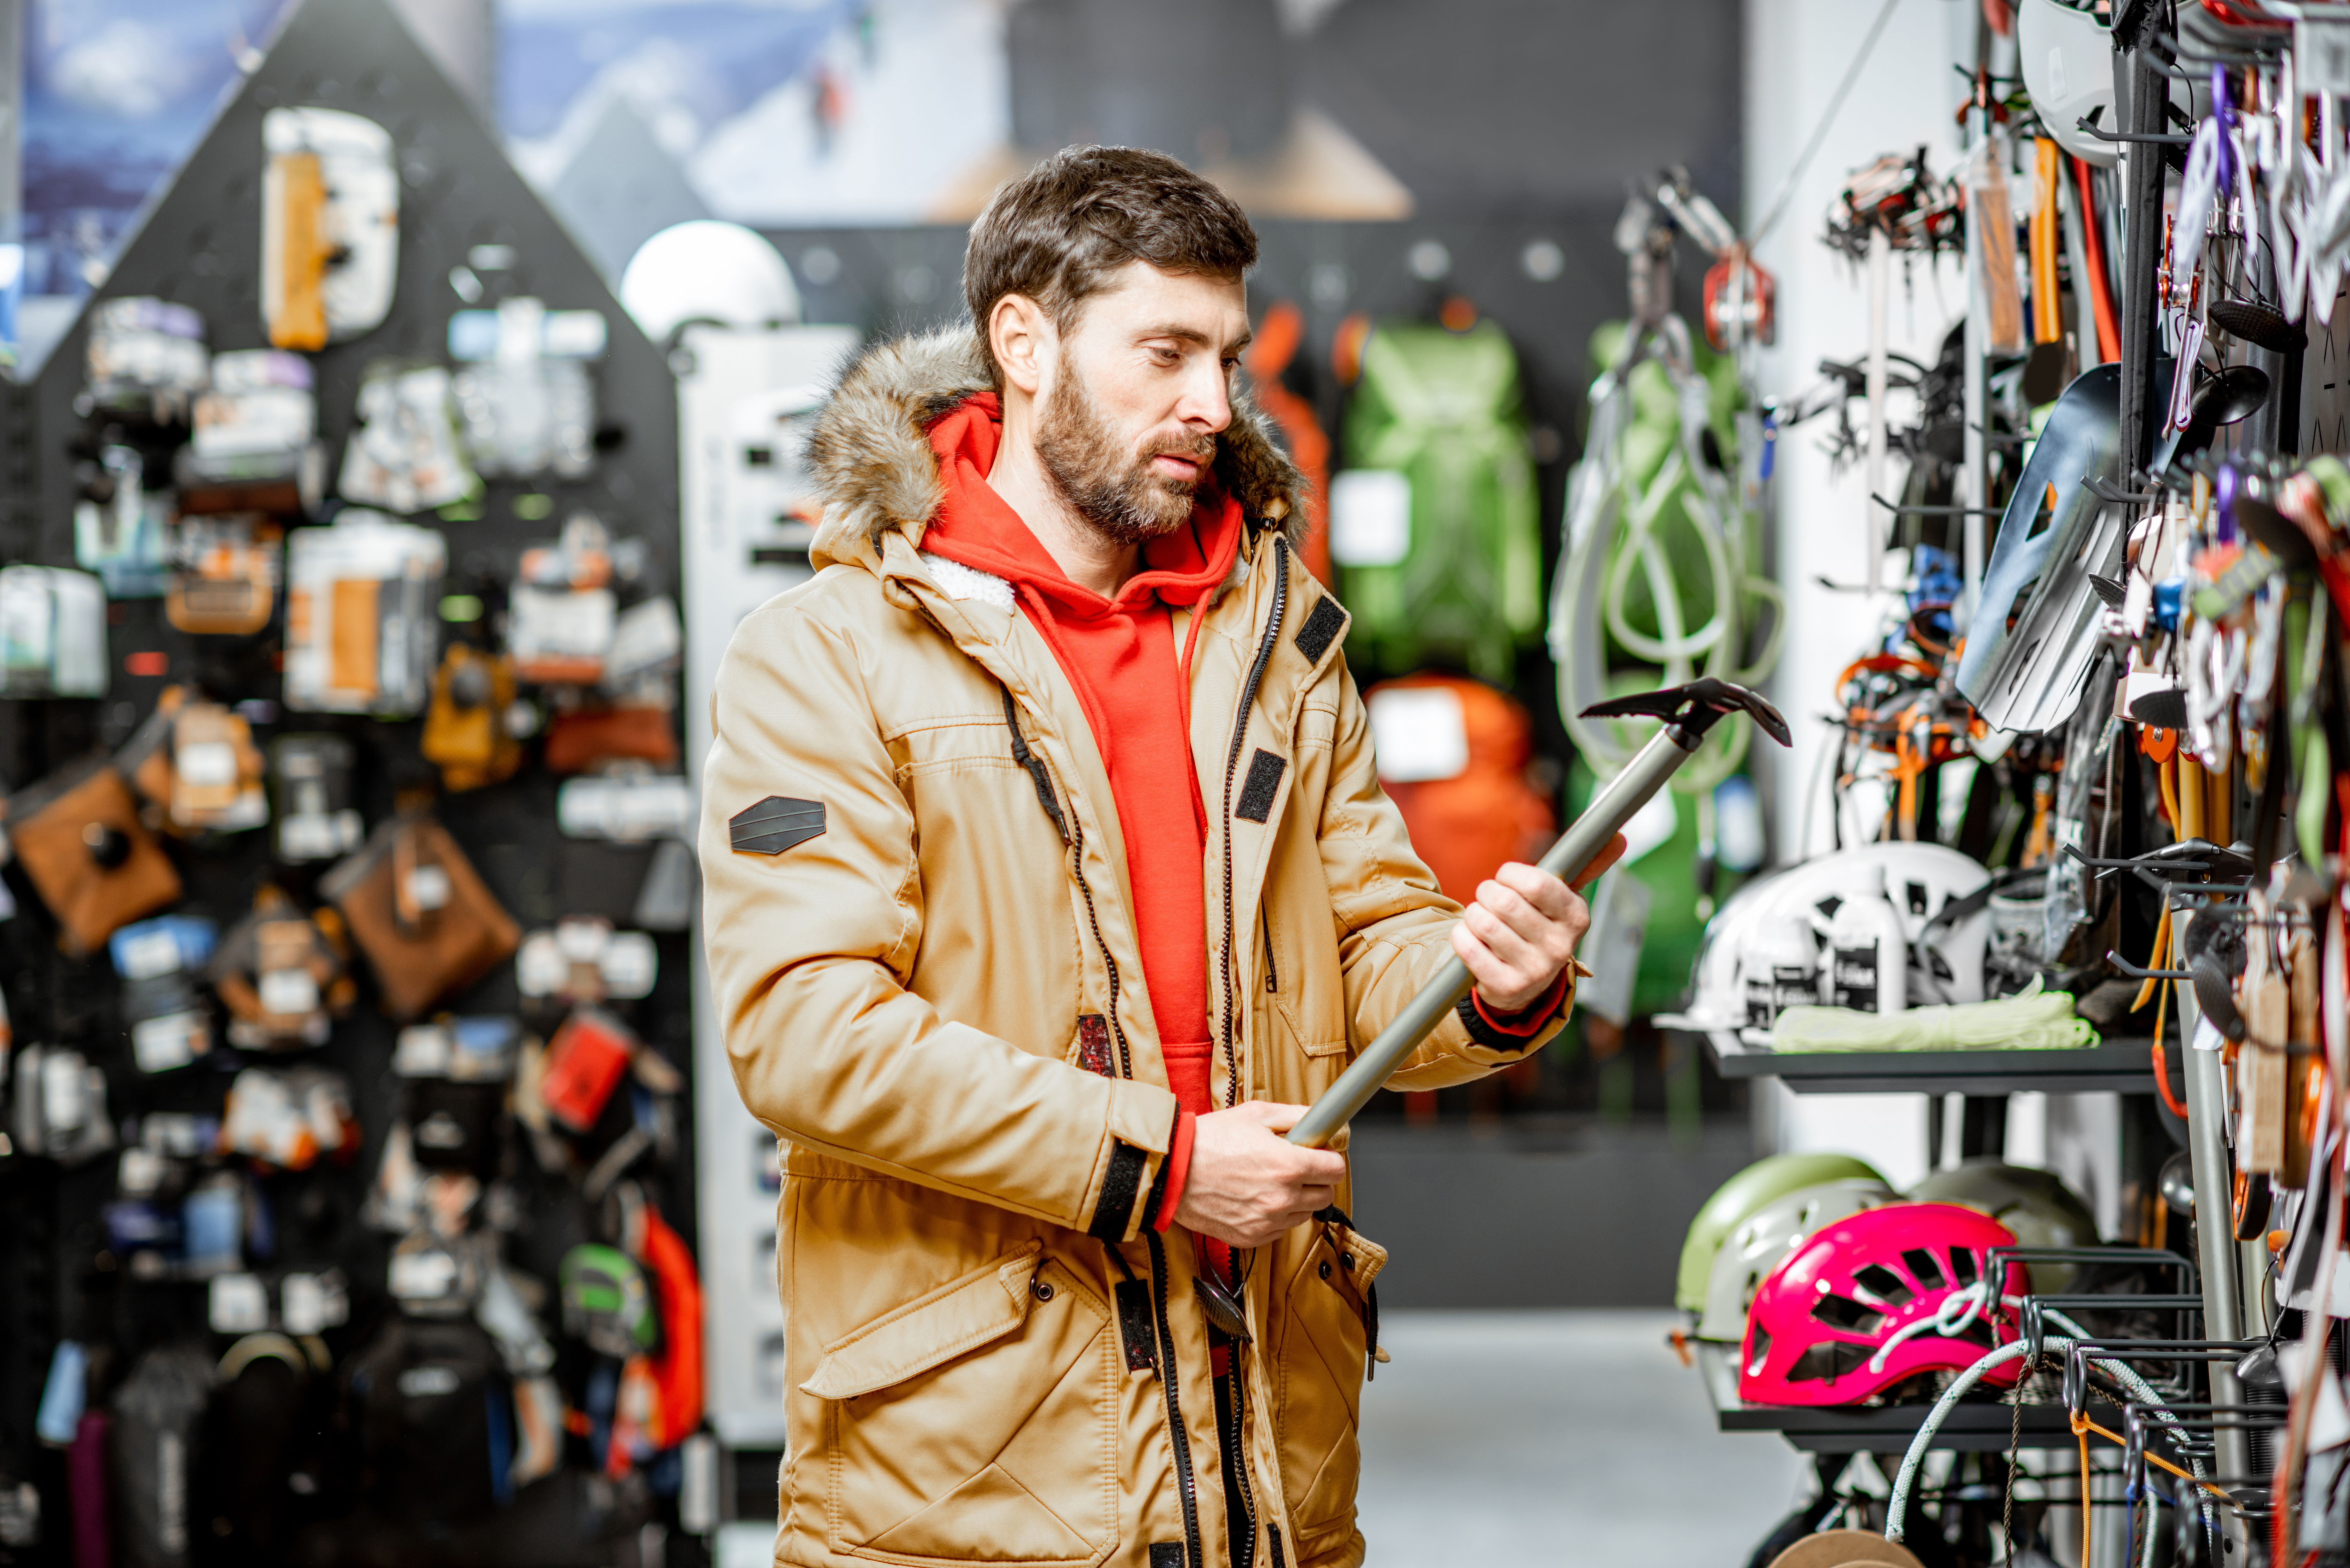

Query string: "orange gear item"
[1702, 247, 1776, 351]
[2031, 139, 2063, 346]
[2070, 156, 2121, 364]
[261, 152, 331, 351]
[420, 645, 523, 792]
[539, 1006, 636, 1132]
[1364, 672, 1554, 905]
[1243, 300, 1331, 581]
[640, 1205, 704, 1449]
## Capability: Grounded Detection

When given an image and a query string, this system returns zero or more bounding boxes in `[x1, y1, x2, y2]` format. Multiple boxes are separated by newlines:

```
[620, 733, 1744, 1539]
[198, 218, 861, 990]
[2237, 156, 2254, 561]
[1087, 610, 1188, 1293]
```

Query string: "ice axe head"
[1582, 678, 1791, 749]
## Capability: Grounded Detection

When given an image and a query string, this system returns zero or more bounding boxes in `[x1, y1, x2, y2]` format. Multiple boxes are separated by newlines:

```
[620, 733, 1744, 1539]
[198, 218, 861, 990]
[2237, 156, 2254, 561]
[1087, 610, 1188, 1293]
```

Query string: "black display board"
[0, 1, 691, 1556]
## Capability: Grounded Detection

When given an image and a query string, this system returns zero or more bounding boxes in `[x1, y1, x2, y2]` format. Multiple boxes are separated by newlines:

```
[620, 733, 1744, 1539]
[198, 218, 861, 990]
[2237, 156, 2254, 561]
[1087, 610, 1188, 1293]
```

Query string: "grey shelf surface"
[1689, 1029, 2158, 1096]
[1694, 1342, 2127, 1453]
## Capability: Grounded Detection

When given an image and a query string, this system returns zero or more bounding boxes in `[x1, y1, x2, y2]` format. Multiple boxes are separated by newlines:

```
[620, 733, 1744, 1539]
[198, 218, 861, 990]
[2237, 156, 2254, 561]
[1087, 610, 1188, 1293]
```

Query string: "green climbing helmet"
[1907, 1159, 2098, 1293]
[559, 1243, 658, 1360]
[1675, 1150, 1890, 1314]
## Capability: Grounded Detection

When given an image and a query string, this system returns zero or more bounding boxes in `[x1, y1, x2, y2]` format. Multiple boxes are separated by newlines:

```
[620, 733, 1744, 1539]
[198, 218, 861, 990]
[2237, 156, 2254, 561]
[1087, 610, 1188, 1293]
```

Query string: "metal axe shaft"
[1285, 722, 1701, 1148]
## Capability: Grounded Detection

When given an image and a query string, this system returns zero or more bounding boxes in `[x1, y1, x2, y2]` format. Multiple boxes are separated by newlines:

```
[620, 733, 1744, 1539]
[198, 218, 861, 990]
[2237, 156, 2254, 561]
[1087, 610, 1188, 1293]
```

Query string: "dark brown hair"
[963, 145, 1257, 384]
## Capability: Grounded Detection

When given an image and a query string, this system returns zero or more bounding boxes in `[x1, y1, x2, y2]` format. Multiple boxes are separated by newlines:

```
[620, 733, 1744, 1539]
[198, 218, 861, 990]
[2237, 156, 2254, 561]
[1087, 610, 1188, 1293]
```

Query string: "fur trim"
[806, 324, 1310, 556]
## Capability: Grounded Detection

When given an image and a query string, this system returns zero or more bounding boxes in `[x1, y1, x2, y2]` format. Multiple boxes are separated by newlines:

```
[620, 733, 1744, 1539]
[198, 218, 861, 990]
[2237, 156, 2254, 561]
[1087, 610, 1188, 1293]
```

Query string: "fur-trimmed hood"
[803, 325, 1308, 571]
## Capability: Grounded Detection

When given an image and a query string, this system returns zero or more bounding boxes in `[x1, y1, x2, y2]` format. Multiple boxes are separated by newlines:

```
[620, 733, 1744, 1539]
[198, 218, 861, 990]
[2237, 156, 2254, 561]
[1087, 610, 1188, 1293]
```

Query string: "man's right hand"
[1172, 1101, 1347, 1249]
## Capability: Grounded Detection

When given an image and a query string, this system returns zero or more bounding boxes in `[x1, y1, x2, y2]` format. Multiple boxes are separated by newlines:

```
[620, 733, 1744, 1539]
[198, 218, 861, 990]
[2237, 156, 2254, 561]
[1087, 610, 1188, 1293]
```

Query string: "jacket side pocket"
[813, 1245, 1116, 1566]
[1270, 1216, 1386, 1549]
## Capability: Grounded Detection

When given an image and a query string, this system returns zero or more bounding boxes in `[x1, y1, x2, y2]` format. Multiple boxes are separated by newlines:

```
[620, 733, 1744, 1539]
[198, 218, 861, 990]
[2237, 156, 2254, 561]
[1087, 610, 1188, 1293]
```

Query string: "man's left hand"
[1451, 832, 1627, 1015]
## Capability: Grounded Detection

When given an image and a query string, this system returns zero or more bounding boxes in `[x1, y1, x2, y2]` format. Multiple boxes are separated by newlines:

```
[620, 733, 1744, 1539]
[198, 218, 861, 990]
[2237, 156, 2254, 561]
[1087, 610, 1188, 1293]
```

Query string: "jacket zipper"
[1217, 536, 1291, 1111]
[1067, 805, 1136, 1080]
[1209, 535, 1290, 1566]
[1147, 1231, 1207, 1568]
[1006, 683, 1197, 1557]
[1004, 686, 1132, 1081]
[1221, 1361, 1261, 1568]
[1261, 909, 1279, 994]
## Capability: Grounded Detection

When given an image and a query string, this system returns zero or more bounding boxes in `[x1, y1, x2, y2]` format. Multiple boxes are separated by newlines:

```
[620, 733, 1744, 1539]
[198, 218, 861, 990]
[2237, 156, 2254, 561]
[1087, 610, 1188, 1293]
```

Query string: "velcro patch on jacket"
[730, 796, 825, 855]
[1293, 596, 1345, 665]
[1148, 1547, 1186, 1568]
[1234, 749, 1286, 823]
[1073, 1014, 1114, 1077]
[1087, 1141, 1148, 1243]
[1116, 1280, 1158, 1373]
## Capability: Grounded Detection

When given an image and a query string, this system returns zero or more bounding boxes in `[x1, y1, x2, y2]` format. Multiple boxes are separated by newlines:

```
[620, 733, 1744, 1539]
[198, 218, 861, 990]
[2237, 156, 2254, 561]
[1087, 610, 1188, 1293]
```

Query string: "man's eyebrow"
[1138, 323, 1255, 357]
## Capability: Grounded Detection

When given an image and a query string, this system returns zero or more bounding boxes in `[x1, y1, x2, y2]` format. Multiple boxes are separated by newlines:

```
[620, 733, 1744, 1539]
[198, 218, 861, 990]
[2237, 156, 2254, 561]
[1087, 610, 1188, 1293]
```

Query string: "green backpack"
[1334, 320, 1543, 682]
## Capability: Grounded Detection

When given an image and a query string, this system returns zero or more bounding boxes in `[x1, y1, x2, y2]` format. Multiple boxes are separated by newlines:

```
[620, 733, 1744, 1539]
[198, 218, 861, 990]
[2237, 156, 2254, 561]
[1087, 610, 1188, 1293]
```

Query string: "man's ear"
[989, 294, 1054, 399]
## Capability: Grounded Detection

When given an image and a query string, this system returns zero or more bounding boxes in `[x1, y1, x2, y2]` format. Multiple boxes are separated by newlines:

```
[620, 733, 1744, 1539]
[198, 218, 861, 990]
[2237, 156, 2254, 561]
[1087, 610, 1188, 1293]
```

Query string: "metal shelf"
[1694, 1342, 2128, 1453]
[1689, 1029, 2157, 1096]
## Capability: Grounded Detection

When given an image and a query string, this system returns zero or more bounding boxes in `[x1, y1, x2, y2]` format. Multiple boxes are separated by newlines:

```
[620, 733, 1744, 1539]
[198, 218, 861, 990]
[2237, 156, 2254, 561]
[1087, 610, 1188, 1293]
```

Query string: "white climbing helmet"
[1698, 1177, 1902, 1341]
[620, 220, 801, 344]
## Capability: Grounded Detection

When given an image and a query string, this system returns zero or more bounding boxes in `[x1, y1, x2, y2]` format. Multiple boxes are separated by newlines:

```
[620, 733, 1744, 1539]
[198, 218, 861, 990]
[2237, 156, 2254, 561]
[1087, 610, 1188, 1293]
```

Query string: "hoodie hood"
[803, 325, 1310, 574]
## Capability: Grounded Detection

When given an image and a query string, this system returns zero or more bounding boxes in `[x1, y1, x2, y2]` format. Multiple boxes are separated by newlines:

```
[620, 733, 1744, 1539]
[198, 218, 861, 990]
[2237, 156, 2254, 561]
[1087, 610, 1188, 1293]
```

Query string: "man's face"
[1033, 261, 1251, 547]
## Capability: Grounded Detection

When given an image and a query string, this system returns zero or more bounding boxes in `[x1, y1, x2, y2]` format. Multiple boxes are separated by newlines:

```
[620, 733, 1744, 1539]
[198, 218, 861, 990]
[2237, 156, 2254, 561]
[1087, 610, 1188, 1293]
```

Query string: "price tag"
[1329, 470, 1413, 567]
[259, 966, 321, 1018]
[1365, 686, 1469, 782]
[116, 924, 185, 981]
[392, 1024, 453, 1078]
[281, 1273, 328, 1335]
[208, 1273, 269, 1335]
[2302, 10, 2350, 96]
[602, 931, 658, 999]
[516, 932, 569, 997]
[404, 863, 452, 912]
[175, 740, 237, 787]
[131, 1013, 205, 1073]
[389, 1248, 459, 1303]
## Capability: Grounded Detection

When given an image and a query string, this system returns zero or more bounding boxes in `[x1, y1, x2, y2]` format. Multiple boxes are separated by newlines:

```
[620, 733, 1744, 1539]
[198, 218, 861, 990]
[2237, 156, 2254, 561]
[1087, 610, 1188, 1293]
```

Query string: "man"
[701, 146, 1619, 1568]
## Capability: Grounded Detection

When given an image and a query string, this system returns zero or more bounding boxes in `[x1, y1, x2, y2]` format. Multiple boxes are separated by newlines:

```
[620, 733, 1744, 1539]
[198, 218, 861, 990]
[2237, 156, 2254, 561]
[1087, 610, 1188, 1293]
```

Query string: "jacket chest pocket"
[805, 1246, 1116, 1565]
[1270, 1216, 1387, 1544]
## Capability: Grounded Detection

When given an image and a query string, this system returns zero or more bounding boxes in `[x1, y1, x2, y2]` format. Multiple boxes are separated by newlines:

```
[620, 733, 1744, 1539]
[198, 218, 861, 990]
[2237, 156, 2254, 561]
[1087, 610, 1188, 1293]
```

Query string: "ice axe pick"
[1285, 678, 1788, 1148]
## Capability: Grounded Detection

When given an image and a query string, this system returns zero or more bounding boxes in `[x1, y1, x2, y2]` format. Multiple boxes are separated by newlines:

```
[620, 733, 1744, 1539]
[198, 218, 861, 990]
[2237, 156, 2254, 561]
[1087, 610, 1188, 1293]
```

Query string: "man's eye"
[1151, 346, 1180, 364]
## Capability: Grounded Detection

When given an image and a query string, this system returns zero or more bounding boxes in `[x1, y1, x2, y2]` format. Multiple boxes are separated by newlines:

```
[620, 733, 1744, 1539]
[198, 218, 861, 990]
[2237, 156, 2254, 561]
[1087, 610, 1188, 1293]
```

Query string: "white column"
[1743, 0, 1967, 1168]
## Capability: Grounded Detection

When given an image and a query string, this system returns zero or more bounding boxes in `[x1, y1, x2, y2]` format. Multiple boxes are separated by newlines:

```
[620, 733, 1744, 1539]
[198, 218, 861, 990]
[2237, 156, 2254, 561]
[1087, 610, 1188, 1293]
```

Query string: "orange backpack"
[1366, 672, 1554, 903]
[1244, 301, 1331, 582]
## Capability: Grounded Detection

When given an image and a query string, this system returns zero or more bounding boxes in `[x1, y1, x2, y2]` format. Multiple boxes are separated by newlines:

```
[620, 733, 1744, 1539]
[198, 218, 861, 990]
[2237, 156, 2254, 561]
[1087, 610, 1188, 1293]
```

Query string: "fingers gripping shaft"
[1285, 682, 1785, 1149]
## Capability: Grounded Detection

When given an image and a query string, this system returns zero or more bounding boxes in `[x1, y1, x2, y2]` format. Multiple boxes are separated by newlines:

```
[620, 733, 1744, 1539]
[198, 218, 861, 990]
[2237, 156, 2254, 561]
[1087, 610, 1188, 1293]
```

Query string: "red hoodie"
[921, 394, 1225, 1240]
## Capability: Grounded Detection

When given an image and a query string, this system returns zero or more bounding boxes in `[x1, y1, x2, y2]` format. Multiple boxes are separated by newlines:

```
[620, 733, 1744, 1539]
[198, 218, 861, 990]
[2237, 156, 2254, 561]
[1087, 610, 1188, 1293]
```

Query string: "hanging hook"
[2108, 949, 2194, 980]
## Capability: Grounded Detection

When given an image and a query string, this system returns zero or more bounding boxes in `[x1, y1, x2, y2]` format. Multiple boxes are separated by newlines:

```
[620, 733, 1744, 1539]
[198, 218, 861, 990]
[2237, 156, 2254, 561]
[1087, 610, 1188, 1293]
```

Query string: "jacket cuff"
[1087, 1140, 1150, 1242]
[1088, 1080, 1178, 1242]
[1150, 1110, 1195, 1233]
[1459, 969, 1573, 1051]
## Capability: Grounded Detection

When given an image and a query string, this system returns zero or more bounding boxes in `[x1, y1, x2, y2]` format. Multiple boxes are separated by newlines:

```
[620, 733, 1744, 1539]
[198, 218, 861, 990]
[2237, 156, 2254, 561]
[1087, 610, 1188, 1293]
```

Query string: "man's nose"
[1175, 359, 1232, 435]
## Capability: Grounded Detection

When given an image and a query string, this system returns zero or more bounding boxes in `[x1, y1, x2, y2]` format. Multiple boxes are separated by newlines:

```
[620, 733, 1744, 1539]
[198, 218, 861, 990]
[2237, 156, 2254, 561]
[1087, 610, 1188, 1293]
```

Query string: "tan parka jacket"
[700, 328, 1571, 1568]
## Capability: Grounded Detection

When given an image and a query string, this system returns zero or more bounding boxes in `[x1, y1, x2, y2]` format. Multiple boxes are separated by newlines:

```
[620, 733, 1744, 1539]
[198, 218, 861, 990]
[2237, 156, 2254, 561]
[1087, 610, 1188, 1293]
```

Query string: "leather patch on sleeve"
[1234, 749, 1286, 823]
[1088, 1139, 1148, 1243]
[1116, 1280, 1159, 1373]
[730, 796, 825, 855]
[1294, 596, 1345, 666]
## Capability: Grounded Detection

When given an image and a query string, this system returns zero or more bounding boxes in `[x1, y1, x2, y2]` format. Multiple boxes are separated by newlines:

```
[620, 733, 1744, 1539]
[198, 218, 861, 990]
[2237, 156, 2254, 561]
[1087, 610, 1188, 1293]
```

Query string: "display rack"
[1695, 1343, 2129, 1453]
[0, 0, 698, 1553]
[1692, 1029, 2157, 1096]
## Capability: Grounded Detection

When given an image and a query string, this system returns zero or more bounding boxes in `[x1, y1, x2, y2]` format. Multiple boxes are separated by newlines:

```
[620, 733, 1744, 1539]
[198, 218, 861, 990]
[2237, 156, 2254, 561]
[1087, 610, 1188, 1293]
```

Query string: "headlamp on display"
[261, 107, 399, 351]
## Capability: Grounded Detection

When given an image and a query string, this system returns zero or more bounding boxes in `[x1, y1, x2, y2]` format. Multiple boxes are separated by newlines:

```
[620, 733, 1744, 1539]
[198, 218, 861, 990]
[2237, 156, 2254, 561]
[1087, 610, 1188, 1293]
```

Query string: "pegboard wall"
[0, 0, 694, 1555]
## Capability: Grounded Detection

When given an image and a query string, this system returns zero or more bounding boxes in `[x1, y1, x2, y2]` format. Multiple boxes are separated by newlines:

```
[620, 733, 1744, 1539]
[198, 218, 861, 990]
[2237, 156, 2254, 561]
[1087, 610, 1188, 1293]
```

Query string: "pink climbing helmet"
[1737, 1202, 2028, 1407]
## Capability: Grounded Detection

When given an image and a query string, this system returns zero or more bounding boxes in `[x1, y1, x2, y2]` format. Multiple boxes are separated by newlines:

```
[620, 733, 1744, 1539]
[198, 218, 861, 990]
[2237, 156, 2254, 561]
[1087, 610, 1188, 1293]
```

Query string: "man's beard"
[1034, 367, 1216, 548]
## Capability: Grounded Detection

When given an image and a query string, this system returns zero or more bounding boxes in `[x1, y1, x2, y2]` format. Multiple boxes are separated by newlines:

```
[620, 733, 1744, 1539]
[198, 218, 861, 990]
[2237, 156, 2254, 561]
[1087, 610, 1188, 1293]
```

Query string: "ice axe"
[1286, 678, 1789, 1149]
